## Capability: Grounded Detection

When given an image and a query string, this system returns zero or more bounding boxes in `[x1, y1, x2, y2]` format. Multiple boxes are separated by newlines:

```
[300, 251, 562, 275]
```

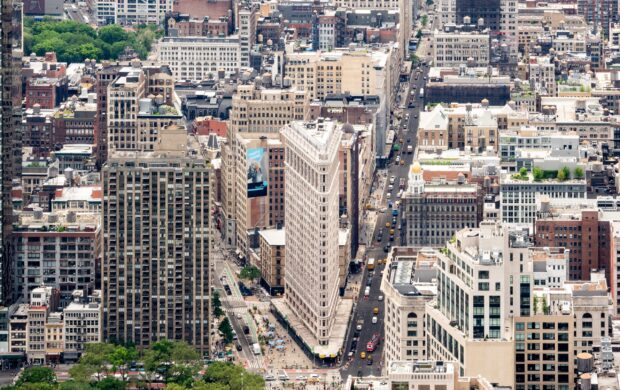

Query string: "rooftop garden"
[512, 166, 584, 182]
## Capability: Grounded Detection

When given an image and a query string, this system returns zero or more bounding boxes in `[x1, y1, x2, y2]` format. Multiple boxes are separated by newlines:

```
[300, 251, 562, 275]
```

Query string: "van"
[364, 287, 370, 297]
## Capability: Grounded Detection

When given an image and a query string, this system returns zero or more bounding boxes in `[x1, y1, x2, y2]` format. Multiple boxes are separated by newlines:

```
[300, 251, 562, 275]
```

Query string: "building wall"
[282, 121, 342, 344]
[102, 153, 211, 352]
[513, 315, 575, 389]
[535, 211, 613, 282]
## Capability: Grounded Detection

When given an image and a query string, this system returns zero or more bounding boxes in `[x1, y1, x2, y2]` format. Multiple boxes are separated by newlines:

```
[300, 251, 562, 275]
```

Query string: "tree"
[410, 53, 420, 64]
[143, 340, 201, 385]
[212, 290, 223, 318]
[415, 30, 422, 39]
[421, 15, 428, 27]
[533, 167, 543, 181]
[519, 167, 528, 178]
[574, 166, 584, 179]
[203, 362, 264, 390]
[218, 318, 234, 344]
[557, 166, 570, 181]
[98, 25, 128, 45]
[69, 342, 115, 382]
[93, 377, 125, 390]
[16, 367, 56, 386]
[239, 265, 261, 284]
[426, 0, 433, 4]
[108, 344, 138, 381]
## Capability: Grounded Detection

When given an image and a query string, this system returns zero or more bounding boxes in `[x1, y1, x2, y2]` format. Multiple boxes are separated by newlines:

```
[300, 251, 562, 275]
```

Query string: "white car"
[396, 156, 401, 163]
[378, 295, 384, 301]
[372, 316, 378, 324]
[356, 324, 363, 331]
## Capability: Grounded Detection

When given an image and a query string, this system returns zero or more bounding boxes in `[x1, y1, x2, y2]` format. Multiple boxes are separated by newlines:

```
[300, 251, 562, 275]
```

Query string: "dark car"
[367, 357, 373, 365]
[377, 235, 383, 242]
[389, 235, 394, 241]
[383, 245, 389, 252]
[243, 325, 250, 335]
[366, 277, 373, 286]
[351, 340, 358, 350]
[236, 343, 242, 351]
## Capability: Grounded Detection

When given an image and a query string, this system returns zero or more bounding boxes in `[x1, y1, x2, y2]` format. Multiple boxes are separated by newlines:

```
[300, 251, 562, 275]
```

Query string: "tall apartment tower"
[102, 125, 212, 352]
[281, 119, 342, 346]
[1, 0, 22, 304]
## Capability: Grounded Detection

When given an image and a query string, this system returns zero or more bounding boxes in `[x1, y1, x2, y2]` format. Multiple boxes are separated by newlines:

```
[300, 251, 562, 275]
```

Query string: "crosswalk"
[223, 295, 247, 308]
[223, 306, 248, 316]
[246, 357, 264, 370]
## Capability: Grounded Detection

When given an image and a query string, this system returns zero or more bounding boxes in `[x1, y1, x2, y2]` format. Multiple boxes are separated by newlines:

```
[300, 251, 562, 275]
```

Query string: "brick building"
[535, 207, 613, 282]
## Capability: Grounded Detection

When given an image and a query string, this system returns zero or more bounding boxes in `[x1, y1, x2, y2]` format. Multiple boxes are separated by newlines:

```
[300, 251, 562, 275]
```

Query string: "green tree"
[94, 377, 125, 390]
[203, 362, 264, 390]
[519, 167, 528, 178]
[421, 15, 428, 27]
[70, 342, 114, 381]
[533, 167, 543, 181]
[212, 290, 223, 318]
[574, 166, 584, 179]
[16, 367, 56, 386]
[239, 265, 261, 284]
[218, 318, 234, 344]
[143, 340, 201, 385]
[98, 25, 129, 44]
[415, 30, 422, 39]
[108, 345, 138, 381]
[18, 384, 57, 390]
[557, 166, 570, 181]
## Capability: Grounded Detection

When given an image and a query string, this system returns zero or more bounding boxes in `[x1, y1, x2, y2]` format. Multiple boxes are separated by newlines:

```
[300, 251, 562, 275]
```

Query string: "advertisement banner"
[247, 147, 268, 198]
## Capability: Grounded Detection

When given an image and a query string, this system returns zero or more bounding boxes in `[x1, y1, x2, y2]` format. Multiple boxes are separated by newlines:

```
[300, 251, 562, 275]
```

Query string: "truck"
[252, 343, 261, 355]
[407, 144, 413, 154]
[364, 286, 370, 297]
[366, 333, 381, 352]
[367, 258, 375, 270]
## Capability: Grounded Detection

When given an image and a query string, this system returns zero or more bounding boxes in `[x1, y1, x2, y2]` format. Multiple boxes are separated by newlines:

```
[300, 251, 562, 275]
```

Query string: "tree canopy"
[3, 342, 261, 390]
[24, 19, 162, 63]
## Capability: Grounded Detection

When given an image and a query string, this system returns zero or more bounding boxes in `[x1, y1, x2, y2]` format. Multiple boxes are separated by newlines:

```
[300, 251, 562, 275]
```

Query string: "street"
[340, 61, 430, 378]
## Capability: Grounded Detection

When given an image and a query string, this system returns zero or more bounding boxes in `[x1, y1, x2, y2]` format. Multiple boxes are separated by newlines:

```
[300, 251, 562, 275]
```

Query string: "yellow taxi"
[360, 352, 367, 359]
[373, 307, 379, 315]
[385, 222, 391, 228]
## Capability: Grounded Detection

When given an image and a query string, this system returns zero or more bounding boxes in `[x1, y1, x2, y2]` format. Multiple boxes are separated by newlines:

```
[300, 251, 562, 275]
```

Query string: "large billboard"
[247, 148, 268, 198]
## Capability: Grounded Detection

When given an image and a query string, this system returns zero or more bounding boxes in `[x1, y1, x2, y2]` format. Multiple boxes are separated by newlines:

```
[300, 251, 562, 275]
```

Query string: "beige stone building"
[380, 247, 437, 363]
[234, 132, 285, 254]
[277, 119, 349, 355]
[284, 46, 400, 106]
[257, 229, 285, 295]
[106, 62, 180, 153]
[417, 102, 528, 153]
[221, 83, 308, 249]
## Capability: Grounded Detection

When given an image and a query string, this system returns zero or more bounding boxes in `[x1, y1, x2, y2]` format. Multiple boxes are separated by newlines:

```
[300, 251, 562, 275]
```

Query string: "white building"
[63, 291, 102, 359]
[116, 0, 171, 25]
[432, 27, 490, 68]
[278, 119, 347, 353]
[95, 0, 116, 25]
[381, 247, 437, 362]
[156, 36, 241, 81]
[500, 172, 587, 225]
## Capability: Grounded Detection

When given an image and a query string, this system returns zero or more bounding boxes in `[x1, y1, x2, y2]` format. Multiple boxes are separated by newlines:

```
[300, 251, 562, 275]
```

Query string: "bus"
[367, 258, 376, 270]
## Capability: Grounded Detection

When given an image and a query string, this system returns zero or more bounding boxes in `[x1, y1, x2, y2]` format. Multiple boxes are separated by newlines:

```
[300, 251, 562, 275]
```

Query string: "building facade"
[102, 126, 211, 352]
[281, 119, 342, 346]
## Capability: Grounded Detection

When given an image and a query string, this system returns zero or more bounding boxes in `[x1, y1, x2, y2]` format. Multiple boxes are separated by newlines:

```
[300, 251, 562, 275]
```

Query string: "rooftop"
[259, 228, 285, 246]
[389, 360, 455, 375]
